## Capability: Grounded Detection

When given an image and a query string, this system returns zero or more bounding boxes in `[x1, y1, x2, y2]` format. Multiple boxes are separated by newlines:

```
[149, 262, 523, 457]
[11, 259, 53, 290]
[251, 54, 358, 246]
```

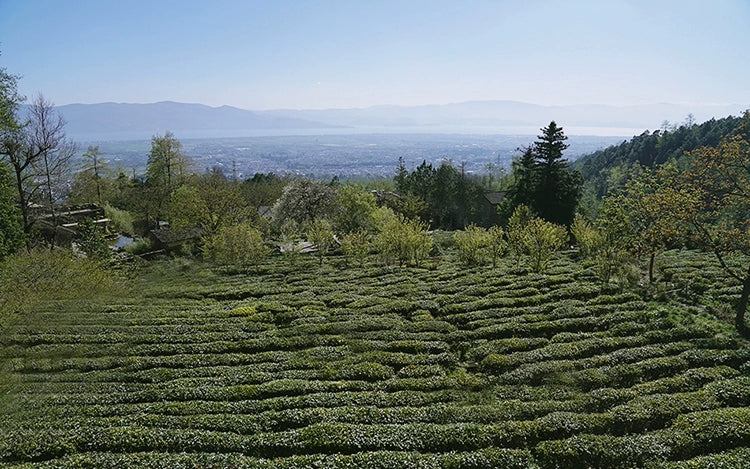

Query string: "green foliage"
[486, 225, 506, 268]
[124, 237, 153, 256]
[592, 200, 637, 285]
[74, 218, 111, 261]
[571, 214, 602, 258]
[166, 184, 205, 234]
[203, 223, 271, 271]
[506, 204, 534, 265]
[241, 172, 287, 208]
[521, 217, 568, 273]
[453, 224, 490, 266]
[272, 178, 337, 227]
[166, 171, 252, 239]
[0, 161, 24, 259]
[103, 202, 134, 235]
[340, 228, 371, 266]
[334, 185, 378, 233]
[386, 192, 428, 221]
[278, 219, 303, 265]
[306, 218, 334, 266]
[0, 248, 748, 467]
[503, 122, 583, 226]
[392, 159, 489, 229]
[374, 211, 433, 267]
[575, 114, 745, 198]
[146, 131, 190, 190]
[677, 122, 750, 336]
[0, 249, 115, 320]
[144, 131, 191, 219]
[68, 145, 110, 204]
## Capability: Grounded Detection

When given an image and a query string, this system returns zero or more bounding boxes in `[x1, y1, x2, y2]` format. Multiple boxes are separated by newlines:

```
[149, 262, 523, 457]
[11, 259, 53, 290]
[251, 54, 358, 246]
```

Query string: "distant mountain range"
[51, 102, 340, 141]
[51, 100, 749, 141]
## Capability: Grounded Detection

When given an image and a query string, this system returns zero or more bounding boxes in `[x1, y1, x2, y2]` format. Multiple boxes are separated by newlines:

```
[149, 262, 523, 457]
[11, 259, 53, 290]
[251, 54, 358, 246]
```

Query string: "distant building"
[149, 226, 203, 252]
[35, 204, 109, 247]
[258, 206, 274, 220]
[482, 191, 506, 226]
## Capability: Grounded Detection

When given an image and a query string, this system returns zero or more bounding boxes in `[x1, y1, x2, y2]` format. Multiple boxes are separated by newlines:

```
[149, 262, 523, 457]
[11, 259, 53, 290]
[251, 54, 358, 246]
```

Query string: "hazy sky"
[1, 0, 749, 110]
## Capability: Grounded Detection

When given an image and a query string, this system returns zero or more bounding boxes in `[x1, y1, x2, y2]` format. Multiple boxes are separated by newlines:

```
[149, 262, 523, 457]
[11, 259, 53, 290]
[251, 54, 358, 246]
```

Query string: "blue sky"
[1, 0, 749, 110]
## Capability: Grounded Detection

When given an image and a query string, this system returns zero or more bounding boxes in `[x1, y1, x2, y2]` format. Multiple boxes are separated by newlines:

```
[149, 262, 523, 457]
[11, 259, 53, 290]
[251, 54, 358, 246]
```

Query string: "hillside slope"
[573, 113, 746, 196]
[1, 250, 748, 468]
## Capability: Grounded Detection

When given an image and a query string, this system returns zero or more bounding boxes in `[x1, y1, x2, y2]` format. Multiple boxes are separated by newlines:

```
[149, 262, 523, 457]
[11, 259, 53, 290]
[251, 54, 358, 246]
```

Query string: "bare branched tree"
[30, 96, 76, 234]
[1, 95, 76, 246]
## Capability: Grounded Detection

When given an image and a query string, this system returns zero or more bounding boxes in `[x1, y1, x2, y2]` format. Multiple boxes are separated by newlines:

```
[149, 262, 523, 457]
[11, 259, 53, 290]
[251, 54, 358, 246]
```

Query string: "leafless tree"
[1, 95, 76, 246]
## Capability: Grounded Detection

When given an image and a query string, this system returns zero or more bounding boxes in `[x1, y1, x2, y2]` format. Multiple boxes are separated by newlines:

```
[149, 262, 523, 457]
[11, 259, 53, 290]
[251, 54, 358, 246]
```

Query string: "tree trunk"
[648, 252, 656, 283]
[11, 163, 32, 250]
[736, 267, 750, 339]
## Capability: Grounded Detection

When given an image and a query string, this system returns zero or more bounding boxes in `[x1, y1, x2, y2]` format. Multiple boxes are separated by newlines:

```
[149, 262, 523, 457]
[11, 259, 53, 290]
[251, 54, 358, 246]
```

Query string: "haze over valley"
[59, 100, 744, 178]
[88, 132, 623, 180]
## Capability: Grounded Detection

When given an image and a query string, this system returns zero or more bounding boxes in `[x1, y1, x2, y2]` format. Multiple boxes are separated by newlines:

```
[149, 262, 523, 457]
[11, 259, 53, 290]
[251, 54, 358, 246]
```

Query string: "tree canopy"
[502, 122, 582, 226]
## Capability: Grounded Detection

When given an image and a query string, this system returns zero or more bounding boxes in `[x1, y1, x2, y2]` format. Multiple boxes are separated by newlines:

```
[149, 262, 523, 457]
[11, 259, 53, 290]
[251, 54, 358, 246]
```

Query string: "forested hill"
[573, 113, 746, 194]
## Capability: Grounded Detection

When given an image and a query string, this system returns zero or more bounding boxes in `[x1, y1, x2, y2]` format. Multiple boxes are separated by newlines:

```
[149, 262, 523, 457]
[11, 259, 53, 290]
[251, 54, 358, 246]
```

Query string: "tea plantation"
[1, 250, 749, 468]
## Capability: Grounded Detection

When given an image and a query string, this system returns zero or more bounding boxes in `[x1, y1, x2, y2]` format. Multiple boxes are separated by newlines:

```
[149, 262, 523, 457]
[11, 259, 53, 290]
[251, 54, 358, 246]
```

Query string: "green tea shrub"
[336, 362, 394, 381]
[609, 391, 719, 434]
[534, 433, 671, 469]
[654, 447, 750, 469]
[480, 353, 512, 374]
[703, 376, 750, 406]
[397, 364, 446, 378]
[667, 407, 750, 460]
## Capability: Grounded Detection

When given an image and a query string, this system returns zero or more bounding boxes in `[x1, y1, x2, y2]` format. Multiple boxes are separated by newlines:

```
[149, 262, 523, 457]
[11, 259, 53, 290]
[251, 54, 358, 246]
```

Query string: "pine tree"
[532, 121, 582, 226]
[502, 122, 583, 226]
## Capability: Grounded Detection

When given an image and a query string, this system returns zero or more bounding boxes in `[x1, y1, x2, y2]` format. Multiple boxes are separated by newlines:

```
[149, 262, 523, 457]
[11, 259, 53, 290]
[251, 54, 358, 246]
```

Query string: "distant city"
[60, 99, 748, 179]
[83, 133, 625, 180]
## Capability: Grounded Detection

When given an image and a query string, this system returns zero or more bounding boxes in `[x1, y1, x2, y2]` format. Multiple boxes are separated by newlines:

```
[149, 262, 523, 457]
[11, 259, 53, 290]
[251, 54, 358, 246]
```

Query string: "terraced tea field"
[1, 251, 749, 468]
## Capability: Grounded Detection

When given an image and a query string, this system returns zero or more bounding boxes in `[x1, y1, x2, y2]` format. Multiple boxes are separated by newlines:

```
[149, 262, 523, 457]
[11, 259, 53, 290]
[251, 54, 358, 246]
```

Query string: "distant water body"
[71, 125, 645, 143]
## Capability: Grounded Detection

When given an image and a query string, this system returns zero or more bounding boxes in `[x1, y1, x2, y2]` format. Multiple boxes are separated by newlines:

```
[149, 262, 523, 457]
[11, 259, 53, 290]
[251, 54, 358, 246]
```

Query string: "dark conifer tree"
[532, 121, 582, 226]
[501, 122, 582, 226]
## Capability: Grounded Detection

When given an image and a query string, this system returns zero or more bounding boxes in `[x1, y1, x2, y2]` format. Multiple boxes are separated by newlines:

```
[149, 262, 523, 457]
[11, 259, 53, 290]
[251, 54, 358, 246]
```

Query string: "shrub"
[340, 228, 371, 266]
[336, 362, 394, 381]
[571, 214, 602, 258]
[374, 212, 433, 267]
[0, 249, 117, 320]
[521, 217, 568, 273]
[506, 204, 534, 265]
[454, 224, 490, 266]
[486, 225, 506, 268]
[480, 353, 513, 374]
[305, 218, 335, 266]
[204, 223, 271, 271]
[125, 237, 153, 255]
[74, 218, 111, 261]
[103, 202, 134, 235]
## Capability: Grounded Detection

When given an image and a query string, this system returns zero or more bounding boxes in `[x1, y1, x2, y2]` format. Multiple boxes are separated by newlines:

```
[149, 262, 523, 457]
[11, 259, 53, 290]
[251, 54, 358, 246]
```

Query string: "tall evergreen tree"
[502, 146, 536, 214]
[533, 121, 582, 226]
[502, 122, 582, 226]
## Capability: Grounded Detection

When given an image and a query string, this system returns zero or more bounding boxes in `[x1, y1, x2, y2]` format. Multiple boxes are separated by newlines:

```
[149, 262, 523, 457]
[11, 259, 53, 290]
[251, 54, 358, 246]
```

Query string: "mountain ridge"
[50, 100, 749, 141]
